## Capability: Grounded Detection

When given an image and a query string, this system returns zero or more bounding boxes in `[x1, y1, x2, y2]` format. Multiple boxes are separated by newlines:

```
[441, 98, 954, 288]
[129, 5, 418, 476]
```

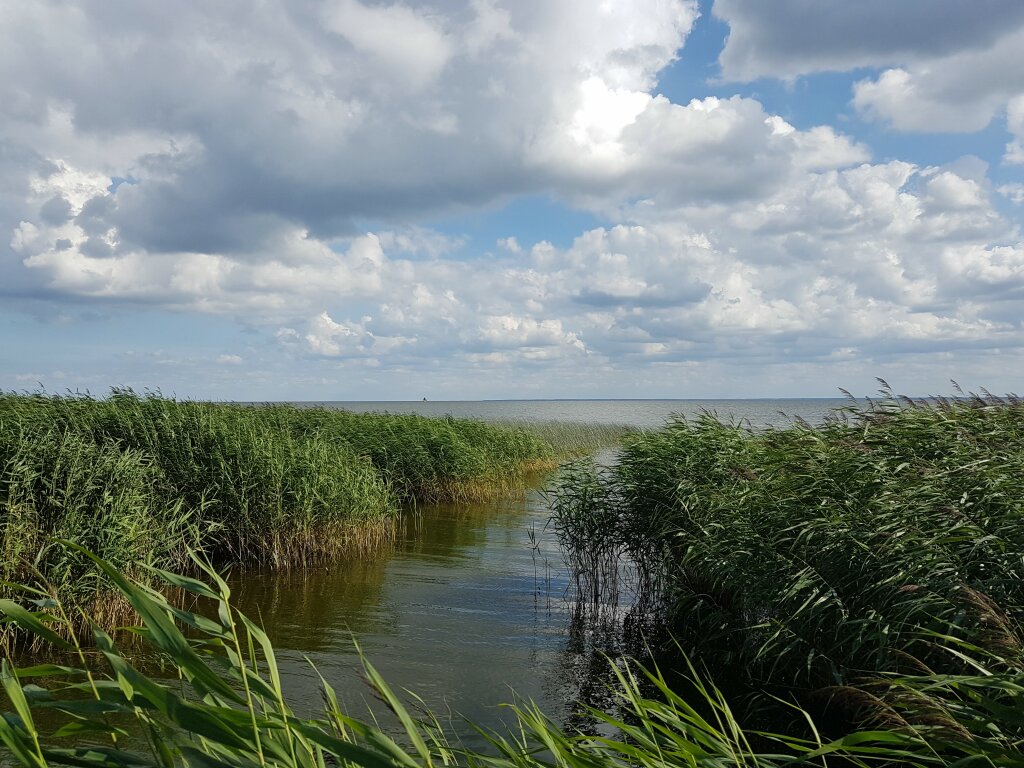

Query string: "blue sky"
[1, 0, 1022, 400]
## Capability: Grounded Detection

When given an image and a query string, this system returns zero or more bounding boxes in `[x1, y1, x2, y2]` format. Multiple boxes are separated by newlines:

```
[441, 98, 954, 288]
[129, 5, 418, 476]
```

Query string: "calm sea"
[300, 398, 853, 429]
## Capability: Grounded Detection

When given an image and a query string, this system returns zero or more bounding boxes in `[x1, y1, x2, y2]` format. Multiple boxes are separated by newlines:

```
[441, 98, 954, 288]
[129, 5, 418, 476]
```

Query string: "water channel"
[224, 399, 852, 744]
[227, 486, 606, 746]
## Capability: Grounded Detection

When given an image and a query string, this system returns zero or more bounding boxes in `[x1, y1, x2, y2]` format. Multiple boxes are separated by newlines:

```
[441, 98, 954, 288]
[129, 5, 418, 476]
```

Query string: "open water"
[303, 397, 852, 428]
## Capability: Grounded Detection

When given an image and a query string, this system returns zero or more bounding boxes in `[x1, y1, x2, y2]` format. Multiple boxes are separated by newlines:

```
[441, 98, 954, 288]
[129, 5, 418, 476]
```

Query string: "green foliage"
[516, 421, 633, 459]
[0, 420, 196, 628]
[550, 386, 1024, 731]
[0, 391, 595, 632]
[276, 406, 557, 502]
[1, 551, 1001, 767]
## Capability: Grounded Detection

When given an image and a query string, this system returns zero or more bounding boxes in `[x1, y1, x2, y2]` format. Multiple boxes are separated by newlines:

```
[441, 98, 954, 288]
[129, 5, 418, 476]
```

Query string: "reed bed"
[0, 392, 589, 636]
[515, 420, 633, 459]
[276, 407, 557, 502]
[2, 553, 1003, 767]
[549, 384, 1024, 743]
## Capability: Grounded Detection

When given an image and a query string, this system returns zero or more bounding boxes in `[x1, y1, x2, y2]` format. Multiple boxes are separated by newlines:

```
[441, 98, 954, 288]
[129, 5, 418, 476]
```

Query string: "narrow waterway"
[227, 480, 625, 745]
[222, 398, 853, 743]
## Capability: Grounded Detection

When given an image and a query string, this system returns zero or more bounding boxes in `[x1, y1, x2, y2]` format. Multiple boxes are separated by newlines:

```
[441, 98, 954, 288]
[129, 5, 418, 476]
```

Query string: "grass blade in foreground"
[0, 549, 997, 767]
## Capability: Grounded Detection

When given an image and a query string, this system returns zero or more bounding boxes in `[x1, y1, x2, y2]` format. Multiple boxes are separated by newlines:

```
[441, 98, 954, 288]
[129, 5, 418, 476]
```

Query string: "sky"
[1, 0, 1022, 400]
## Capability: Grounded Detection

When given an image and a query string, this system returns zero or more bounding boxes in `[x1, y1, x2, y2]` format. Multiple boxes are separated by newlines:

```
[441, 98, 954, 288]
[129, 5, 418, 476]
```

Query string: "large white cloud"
[0, 0, 699, 261]
[851, 28, 1024, 135]
[2, 0, 1023, 397]
[712, 0, 1024, 145]
[713, 0, 1024, 82]
[323, 0, 453, 88]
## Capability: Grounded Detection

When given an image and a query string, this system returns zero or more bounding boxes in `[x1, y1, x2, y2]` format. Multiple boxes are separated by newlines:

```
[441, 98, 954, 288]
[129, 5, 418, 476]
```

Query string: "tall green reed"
[549, 385, 1024, 730]
[2, 391, 611, 637]
[1, 549, 990, 767]
[280, 407, 559, 502]
[1, 393, 398, 571]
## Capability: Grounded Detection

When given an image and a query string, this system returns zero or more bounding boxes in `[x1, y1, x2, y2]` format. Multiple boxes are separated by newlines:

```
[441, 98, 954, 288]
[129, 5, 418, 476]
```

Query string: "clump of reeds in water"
[549, 382, 1024, 737]
[6, 552, 1020, 767]
[517, 420, 634, 459]
[0, 391, 594, 638]
[267, 406, 565, 503]
[547, 460, 628, 613]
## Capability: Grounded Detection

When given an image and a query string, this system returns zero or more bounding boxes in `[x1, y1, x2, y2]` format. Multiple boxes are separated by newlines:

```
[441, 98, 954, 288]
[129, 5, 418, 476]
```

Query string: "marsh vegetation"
[2, 546, 1022, 767]
[4, 386, 1024, 765]
[550, 384, 1024, 760]
[0, 391, 625, 637]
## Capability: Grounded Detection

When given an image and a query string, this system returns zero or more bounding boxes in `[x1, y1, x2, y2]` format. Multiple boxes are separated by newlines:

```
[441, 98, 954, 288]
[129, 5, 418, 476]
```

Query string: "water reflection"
[226, 556, 397, 648]
[7, 482, 660, 754]
[225, 485, 640, 746]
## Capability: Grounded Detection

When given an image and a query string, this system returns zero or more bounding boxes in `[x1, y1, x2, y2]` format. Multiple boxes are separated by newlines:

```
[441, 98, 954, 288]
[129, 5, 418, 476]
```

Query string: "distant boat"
[422, 397, 428, 401]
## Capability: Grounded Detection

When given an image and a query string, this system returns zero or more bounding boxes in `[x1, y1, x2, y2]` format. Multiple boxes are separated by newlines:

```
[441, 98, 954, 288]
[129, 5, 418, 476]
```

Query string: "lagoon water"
[305, 397, 852, 429]
[230, 399, 853, 743]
